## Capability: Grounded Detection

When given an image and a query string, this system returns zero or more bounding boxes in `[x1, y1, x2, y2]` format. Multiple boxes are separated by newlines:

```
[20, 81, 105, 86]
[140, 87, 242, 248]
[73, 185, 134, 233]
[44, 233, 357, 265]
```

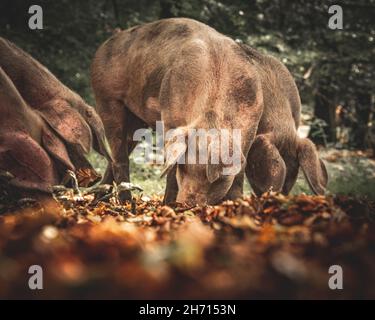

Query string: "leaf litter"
[0, 186, 374, 299]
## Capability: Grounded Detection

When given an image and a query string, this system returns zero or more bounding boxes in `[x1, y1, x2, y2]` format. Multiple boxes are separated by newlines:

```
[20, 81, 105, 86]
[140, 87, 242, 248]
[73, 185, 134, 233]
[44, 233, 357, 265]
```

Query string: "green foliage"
[88, 149, 375, 199]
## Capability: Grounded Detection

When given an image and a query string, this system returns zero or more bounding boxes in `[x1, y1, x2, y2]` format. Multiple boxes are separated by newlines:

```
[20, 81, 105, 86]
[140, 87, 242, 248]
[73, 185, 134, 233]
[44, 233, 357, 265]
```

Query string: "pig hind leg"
[101, 110, 144, 183]
[163, 165, 178, 204]
[245, 134, 286, 196]
[224, 171, 245, 200]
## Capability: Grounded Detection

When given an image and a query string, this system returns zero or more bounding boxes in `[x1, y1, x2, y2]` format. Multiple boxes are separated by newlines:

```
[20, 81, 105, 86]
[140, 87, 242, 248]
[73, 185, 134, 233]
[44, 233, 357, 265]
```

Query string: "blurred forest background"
[0, 0, 374, 197]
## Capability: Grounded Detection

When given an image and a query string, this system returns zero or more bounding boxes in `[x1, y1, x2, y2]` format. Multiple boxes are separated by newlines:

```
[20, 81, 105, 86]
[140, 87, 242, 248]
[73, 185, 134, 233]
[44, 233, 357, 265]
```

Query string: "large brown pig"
[0, 67, 74, 193]
[91, 18, 264, 205]
[238, 44, 328, 196]
[0, 37, 112, 167]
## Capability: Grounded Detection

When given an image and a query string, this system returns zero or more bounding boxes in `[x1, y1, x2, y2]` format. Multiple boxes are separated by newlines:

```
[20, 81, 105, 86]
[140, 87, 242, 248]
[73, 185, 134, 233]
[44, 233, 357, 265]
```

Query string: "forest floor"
[89, 147, 375, 199]
[0, 148, 374, 299]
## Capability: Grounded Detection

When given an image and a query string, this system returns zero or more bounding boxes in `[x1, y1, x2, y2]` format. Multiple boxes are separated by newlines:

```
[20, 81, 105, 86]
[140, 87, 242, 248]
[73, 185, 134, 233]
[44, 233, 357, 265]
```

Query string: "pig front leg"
[224, 171, 244, 200]
[245, 134, 286, 196]
[95, 98, 131, 201]
[163, 165, 178, 204]
[102, 162, 114, 184]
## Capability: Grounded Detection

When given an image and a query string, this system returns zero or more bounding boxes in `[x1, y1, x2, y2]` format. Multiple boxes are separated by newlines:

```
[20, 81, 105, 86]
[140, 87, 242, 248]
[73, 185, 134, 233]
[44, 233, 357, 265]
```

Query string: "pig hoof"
[63, 170, 82, 196]
[113, 182, 142, 204]
[53, 185, 70, 194]
[117, 182, 143, 192]
[118, 190, 132, 203]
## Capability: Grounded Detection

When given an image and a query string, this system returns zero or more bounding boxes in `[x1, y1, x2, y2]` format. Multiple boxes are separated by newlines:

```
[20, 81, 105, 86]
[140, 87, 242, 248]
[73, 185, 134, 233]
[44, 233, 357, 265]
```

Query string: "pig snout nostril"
[184, 193, 208, 206]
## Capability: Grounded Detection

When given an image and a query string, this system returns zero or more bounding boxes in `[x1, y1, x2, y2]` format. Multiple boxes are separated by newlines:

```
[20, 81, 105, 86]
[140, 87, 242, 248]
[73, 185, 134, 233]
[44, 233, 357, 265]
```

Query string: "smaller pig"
[0, 37, 113, 164]
[0, 67, 74, 193]
[239, 44, 328, 195]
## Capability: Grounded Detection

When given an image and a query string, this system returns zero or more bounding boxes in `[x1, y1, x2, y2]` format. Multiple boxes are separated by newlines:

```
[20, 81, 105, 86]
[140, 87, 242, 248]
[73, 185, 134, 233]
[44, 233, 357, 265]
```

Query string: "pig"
[238, 44, 328, 196]
[0, 67, 74, 193]
[164, 45, 328, 201]
[91, 18, 264, 205]
[0, 37, 113, 172]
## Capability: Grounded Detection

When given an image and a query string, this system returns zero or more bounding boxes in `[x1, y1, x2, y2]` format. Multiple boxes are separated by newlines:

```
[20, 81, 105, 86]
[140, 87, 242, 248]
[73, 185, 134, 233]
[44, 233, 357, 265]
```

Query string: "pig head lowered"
[92, 18, 263, 205]
[0, 67, 75, 193]
[0, 37, 112, 173]
[239, 44, 328, 195]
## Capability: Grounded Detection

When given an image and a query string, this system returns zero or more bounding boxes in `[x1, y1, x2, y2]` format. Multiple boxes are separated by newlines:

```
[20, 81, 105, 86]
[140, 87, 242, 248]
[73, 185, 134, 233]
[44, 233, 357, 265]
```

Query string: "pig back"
[92, 18, 262, 130]
[0, 67, 44, 143]
[241, 46, 301, 151]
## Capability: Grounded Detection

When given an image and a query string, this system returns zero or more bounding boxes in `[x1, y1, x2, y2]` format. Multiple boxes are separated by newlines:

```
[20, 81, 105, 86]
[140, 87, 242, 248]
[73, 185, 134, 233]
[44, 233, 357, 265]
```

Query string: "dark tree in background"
[0, 0, 374, 151]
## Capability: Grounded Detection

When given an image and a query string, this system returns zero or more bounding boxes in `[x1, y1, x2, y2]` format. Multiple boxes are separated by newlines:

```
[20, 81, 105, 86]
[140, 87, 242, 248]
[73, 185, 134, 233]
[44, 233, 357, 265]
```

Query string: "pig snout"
[177, 189, 230, 206]
[175, 178, 234, 206]
[176, 191, 208, 206]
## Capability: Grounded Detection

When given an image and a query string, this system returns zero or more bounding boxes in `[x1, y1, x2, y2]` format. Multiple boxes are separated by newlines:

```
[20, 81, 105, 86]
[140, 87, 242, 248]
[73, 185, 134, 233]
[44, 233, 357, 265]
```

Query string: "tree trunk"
[312, 84, 337, 144]
[354, 93, 372, 149]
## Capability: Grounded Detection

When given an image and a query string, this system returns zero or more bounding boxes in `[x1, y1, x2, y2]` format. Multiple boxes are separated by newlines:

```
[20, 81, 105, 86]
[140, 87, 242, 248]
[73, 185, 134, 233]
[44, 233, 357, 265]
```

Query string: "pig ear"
[0, 133, 58, 192]
[245, 135, 286, 195]
[205, 138, 223, 183]
[160, 128, 187, 178]
[41, 124, 75, 171]
[297, 138, 328, 195]
[38, 99, 93, 154]
[206, 163, 221, 183]
[160, 140, 187, 178]
[206, 140, 246, 183]
[81, 104, 114, 162]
